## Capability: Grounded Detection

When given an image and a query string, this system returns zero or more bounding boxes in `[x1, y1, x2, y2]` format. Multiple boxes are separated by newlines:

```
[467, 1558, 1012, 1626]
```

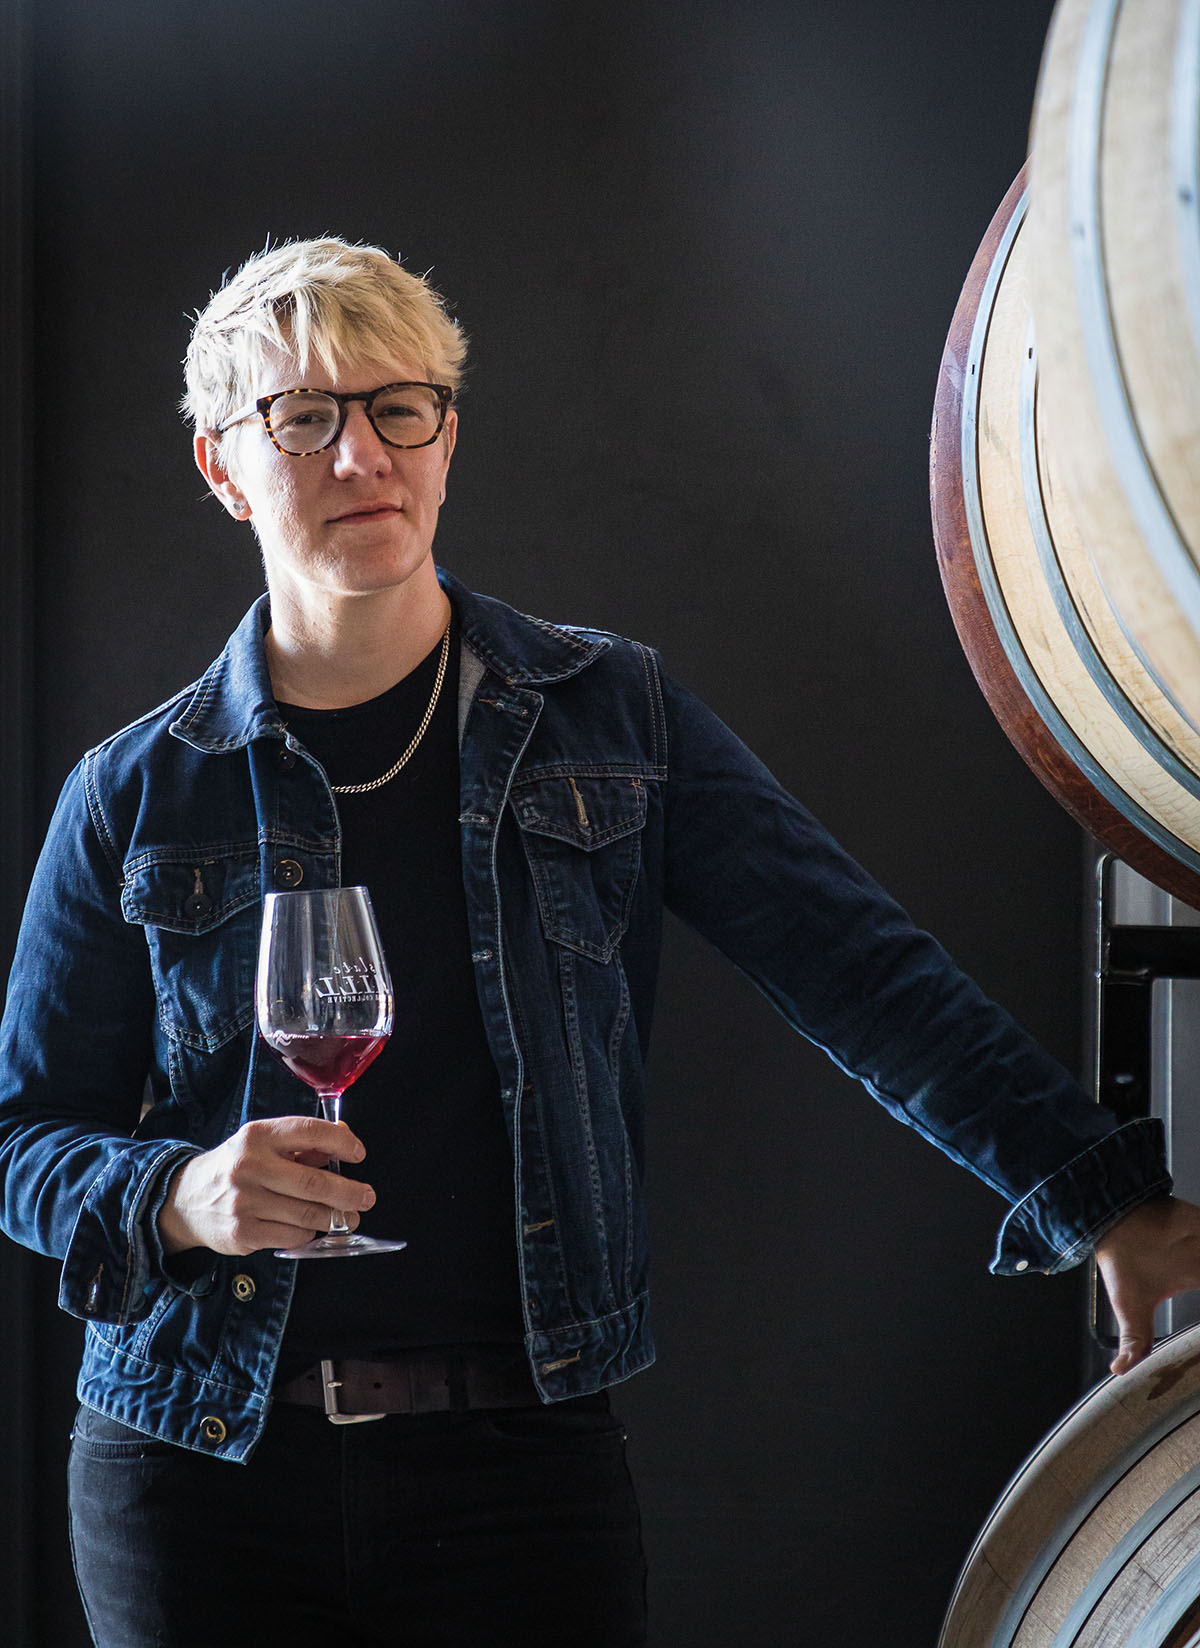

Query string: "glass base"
[274, 1233, 408, 1260]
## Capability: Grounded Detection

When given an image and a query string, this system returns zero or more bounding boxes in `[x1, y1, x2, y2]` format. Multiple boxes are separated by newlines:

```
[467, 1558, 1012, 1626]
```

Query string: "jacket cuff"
[990, 1118, 1172, 1275]
[144, 1154, 220, 1296]
[58, 1141, 205, 1322]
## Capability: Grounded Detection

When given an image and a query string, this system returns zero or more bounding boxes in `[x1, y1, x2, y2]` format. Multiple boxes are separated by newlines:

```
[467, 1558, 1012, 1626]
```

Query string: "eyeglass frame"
[216, 381, 455, 456]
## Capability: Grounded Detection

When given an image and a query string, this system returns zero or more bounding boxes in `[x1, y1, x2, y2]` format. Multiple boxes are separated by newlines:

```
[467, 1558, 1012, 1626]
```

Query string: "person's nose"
[331, 402, 393, 478]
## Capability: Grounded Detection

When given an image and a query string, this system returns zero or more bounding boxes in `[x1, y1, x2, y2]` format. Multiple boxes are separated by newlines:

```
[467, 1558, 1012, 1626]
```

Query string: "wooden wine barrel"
[930, 164, 1200, 908]
[933, 3, 1200, 1642]
[939, 1322, 1200, 1647]
[1028, 0, 1200, 739]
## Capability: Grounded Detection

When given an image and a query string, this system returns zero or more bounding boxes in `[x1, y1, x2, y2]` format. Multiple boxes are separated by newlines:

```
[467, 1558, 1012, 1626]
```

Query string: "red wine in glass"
[256, 886, 405, 1259]
[263, 1031, 387, 1095]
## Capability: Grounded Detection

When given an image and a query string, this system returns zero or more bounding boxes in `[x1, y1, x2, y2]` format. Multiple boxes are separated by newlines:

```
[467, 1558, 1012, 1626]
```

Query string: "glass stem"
[318, 1091, 351, 1237]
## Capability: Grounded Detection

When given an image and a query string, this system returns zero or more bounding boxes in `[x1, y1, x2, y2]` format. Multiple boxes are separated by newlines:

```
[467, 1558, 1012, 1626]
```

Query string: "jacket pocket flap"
[511, 776, 645, 850]
[121, 852, 260, 934]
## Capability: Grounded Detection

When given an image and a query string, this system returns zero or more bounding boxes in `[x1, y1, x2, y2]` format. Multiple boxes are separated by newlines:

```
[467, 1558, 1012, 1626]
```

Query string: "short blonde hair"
[182, 236, 467, 444]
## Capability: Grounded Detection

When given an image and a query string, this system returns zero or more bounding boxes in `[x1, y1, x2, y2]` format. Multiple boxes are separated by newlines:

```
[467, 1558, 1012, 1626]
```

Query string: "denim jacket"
[0, 570, 1170, 1461]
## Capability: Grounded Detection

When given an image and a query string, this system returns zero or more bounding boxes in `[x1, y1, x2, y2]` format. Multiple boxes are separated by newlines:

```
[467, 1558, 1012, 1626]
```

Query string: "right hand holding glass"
[156, 1116, 375, 1257]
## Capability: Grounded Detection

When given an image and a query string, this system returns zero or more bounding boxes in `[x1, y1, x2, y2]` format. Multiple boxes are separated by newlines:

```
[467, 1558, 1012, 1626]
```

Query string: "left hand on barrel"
[1094, 1194, 1200, 1375]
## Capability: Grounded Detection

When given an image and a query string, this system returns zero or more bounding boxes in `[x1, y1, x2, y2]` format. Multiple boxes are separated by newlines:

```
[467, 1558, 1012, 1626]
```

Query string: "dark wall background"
[4, 2, 1087, 1643]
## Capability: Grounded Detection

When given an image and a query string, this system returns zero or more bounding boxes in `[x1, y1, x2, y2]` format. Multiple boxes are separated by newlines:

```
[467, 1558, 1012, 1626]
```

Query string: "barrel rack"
[1092, 856, 1200, 1348]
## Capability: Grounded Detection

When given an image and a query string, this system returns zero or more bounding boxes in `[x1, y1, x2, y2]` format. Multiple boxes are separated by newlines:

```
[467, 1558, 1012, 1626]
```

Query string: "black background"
[4, 2, 1091, 1643]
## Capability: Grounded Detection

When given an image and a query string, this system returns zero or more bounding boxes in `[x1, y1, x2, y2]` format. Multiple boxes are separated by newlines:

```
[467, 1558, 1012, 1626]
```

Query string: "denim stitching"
[123, 844, 260, 875]
[518, 611, 596, 652]
[159, 1005, 254, 1055]
[637, 645, 663, 772]
[516, 808, 644, 851]
[513, 762, 664, 781]
[83, 755, 123, 884]
[172, 657, 222, 737]
[533, 1289, 651, 1341]
[481, 697, 541, 1362]
[91, 1336, 262, 1401]
[128, 890, 259, 930]
[519, 1081, 572, 1314]
[558, 946, 615, 1304]
[606, 964, 636, 1300]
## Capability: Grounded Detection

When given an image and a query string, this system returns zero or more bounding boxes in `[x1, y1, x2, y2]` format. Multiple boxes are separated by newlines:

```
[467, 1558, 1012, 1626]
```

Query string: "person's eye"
[273, 399, 337, 435]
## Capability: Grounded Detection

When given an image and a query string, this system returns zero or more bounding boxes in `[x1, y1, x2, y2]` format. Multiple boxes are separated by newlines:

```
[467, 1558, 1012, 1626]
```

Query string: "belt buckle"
[320, 1358, 386, 1425]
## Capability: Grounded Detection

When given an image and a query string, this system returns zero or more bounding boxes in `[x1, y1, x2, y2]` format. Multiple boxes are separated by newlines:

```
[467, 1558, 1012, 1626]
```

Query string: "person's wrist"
[157, 1160, 201, 1256]
[1093, 1191, 1176, 1259]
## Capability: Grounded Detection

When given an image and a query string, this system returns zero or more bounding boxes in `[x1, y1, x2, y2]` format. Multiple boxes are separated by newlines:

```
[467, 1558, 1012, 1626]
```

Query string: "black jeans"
[68, 1395, 647, 1647]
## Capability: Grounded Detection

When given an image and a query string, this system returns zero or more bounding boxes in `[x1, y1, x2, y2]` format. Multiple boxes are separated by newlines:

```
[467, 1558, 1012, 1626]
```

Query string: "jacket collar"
[441, 568, 610, 686]
[170, 568, 611, 754]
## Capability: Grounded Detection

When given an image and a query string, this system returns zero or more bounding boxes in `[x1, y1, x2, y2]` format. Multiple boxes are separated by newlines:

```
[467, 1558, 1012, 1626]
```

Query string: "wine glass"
[256, 885, 406, 1258]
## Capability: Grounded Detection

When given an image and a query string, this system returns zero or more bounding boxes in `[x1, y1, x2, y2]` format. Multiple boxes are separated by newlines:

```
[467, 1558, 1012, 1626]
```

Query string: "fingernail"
[362, 1186, 375, 1208]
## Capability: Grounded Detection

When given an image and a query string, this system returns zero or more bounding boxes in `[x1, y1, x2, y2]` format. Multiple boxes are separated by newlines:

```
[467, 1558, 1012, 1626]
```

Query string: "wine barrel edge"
[930, 167, 1200, 913]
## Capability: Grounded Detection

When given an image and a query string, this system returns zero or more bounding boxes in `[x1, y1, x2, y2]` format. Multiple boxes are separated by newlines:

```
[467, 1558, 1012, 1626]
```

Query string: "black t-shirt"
[274, 618, 523, 1378]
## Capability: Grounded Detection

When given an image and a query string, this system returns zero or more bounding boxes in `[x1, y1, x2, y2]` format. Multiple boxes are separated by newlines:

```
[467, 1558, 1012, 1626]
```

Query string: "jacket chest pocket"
[121, 852, 260, 1051]
[511, 775, 646, 962]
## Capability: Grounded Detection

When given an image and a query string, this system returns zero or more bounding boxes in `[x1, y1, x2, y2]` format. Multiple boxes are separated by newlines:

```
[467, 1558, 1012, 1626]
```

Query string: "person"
[1, 235, 1199, 1648]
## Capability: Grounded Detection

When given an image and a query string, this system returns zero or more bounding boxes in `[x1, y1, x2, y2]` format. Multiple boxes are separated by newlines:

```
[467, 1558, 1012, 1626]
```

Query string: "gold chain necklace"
[329, 622, 452, 796]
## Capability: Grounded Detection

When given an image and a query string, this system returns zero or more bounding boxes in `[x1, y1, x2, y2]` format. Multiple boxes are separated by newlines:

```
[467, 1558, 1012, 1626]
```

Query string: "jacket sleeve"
[0, 759, 203, 1323]
[656, 661, 1170, 1274]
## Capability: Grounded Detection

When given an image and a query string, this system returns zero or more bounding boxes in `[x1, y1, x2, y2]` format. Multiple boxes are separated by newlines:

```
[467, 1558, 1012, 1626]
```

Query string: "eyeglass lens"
[268, 386, 444, 454]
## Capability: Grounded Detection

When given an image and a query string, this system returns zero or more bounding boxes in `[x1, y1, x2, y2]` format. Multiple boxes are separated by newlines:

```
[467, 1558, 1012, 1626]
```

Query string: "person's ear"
[437, 408, 457, 505]
[195, 432, 253, 520]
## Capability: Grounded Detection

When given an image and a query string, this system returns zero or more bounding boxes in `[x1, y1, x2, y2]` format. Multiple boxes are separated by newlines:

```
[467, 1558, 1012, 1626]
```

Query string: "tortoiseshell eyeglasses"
[217, 382, 453, 456]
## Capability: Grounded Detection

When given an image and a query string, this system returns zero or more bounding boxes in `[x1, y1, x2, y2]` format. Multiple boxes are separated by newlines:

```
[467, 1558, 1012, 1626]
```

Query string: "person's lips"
[329, 501, 402, 524]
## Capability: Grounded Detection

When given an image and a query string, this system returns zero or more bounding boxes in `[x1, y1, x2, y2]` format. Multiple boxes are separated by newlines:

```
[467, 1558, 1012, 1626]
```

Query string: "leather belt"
[274, 1352, 540, 1425]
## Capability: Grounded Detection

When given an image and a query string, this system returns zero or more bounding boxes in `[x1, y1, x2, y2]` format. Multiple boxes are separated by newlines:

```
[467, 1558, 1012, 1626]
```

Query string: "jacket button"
[183, 891, 213, 919]
[277, 745, 297, 772]
[232, 1273, 255, 1302]
[200, 1415, 227, 1444]
[275, 859, 304, 888]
